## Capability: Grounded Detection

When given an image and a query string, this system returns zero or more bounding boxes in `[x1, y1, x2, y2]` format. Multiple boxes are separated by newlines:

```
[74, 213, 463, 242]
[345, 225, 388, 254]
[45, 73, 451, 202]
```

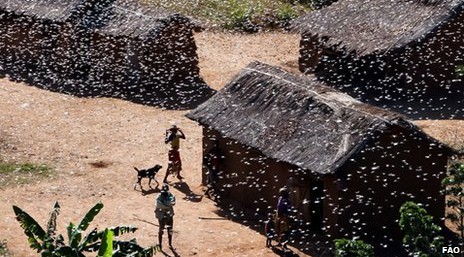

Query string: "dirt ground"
[0, 31, 462, 257]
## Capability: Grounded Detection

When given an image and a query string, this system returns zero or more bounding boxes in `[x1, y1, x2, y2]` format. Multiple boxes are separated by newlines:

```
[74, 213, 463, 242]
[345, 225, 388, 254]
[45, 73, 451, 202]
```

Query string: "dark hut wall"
[400, 8, 464, 94]
[202, 126, 326, 228]
[0, 12, 45, 72]
[139, 22, 199, 89]
[89, 33, 132, 89]
[0, 9, 87, 82]
[333, 125, 448, 247]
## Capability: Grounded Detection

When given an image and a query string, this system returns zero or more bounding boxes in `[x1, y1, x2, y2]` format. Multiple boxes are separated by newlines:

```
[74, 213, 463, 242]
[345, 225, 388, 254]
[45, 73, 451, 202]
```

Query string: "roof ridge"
[243, 65, 399, 124]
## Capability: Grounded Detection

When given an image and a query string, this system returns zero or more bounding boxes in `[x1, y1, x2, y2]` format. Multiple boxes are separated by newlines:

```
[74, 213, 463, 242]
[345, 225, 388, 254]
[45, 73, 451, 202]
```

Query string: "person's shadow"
[161, 248, 181, 257]
[172, 181, 202, 202]
[271, 246, 300, 257]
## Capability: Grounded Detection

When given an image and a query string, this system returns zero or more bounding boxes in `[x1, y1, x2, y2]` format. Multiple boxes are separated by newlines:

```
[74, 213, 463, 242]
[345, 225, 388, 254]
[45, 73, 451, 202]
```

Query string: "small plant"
[225, 5, 258, 32]
[398, 201, 449, 257]
[334, 238, 374, 257]
[13, 201, 159, 256]
[276, 4, 298, 27]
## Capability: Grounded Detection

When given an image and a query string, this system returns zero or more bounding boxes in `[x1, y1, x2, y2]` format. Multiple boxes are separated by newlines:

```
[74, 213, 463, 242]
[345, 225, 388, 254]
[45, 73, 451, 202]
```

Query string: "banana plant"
[13, 201, 159, 256]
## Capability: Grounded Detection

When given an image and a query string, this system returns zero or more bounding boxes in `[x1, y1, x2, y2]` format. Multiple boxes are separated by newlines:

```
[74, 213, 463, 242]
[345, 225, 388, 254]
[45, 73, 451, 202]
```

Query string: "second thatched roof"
[0, 0, 198, 40]
[187, 62, 450, 174]
[292, 0, 464, 56]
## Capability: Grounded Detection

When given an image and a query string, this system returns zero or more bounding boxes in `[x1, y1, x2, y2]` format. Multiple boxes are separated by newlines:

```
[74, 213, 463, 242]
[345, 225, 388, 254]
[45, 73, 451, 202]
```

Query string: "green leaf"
[12, 205, 47, 251]
[70, 202, 104, 248]
[78, 228, 99, 251]
[111, 226, 138, 237]
[67, 222, 79, 248]
[98, 229, 113, 257]
[46, 202, 60, 238]
[77, 202, 104, 232]
[138, 245, 160, 257]
[54, 246, 85, 257]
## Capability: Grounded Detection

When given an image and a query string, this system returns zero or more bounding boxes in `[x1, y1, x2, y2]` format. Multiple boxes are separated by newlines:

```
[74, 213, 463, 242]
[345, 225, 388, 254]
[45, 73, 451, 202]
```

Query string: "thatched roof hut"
[187, 61, 453, 251]
[0, 0, 212, 109]
[291, 0, 464, 118]
[188, 61, 437, 174]
[292, 0, 464, 57]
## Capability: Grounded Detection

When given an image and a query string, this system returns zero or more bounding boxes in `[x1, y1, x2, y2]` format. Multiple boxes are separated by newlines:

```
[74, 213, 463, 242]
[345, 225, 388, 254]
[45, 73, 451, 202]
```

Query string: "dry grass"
[414, 120, 464, 153]
[142, 0, 310, 30]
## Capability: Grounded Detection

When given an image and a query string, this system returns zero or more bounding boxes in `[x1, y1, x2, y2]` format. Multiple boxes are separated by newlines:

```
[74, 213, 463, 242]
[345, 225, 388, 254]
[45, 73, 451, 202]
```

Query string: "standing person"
[264, 212, 276, 248]
[204, 139, 222, 198]
[275, 187, 292, 248]
[155, 184, 176, 250]
[163, 125, 186, 183]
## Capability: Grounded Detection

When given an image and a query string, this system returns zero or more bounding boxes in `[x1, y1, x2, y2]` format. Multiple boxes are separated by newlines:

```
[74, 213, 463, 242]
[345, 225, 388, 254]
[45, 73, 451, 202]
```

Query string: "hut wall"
[298, 34, 323, 73]
[201, 127, 324, 226]
[334, 128, 448, 248]
[0, 12, 15, 70]
[139, 21, 200, 92]
[0, 13, 42, 72]
[395, 10, 464, 95]
[323, 174, 339, 237]
[89, 34, 133, 92]
[0, 12, 70, 80]
[45, 23, 75, 76]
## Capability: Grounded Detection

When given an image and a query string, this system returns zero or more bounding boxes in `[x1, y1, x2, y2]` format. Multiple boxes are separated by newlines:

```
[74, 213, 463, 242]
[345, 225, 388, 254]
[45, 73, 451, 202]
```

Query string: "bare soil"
[0, 31, 462, 257]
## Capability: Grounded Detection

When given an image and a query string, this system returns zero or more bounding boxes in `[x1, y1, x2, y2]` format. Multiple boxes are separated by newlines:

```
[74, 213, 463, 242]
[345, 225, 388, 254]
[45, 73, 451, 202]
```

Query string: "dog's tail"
[133, 166, 140, 172]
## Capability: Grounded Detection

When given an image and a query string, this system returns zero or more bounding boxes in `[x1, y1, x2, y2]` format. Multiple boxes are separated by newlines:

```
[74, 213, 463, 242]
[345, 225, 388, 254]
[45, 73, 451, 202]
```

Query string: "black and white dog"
[133, 164, 162, 190]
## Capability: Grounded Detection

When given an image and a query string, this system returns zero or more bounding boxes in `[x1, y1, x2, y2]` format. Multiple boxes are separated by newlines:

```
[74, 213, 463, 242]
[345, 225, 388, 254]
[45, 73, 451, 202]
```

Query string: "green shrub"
[334, 238, 374, 257]
[398, 201, 449, 257]
[13, 201, 159, 257]
[225, 4, 258, 32]
[442, 162, 464, 239]
[276, 4, 298, 27]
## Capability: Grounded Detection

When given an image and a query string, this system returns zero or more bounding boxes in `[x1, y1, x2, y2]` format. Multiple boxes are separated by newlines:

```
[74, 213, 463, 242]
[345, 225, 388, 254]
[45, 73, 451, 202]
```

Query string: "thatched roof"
[91, 0, 195, 39]
[0, 0, 81, 21]
[187, 62, 450, 174]
[292, 0, 464, 56]
[0, 0, 197, 39]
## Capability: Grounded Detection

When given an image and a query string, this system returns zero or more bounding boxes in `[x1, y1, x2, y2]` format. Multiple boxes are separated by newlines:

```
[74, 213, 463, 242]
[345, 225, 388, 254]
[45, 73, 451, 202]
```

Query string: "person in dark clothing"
[204, 140, 222, 198]
[155, 184, 176, 249]
[275, 187, 292, 248]
[264, 212, 276, 248]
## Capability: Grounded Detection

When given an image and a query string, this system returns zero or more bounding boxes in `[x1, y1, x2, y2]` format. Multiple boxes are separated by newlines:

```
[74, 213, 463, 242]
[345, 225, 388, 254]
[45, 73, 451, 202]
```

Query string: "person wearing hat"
[155, 184, 176, 249]
[164, 125, 186, 182]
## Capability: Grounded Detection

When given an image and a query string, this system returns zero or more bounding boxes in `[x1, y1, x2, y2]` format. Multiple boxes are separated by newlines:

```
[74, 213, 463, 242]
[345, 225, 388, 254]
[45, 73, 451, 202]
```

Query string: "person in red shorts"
[163, 125, 186, 183]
